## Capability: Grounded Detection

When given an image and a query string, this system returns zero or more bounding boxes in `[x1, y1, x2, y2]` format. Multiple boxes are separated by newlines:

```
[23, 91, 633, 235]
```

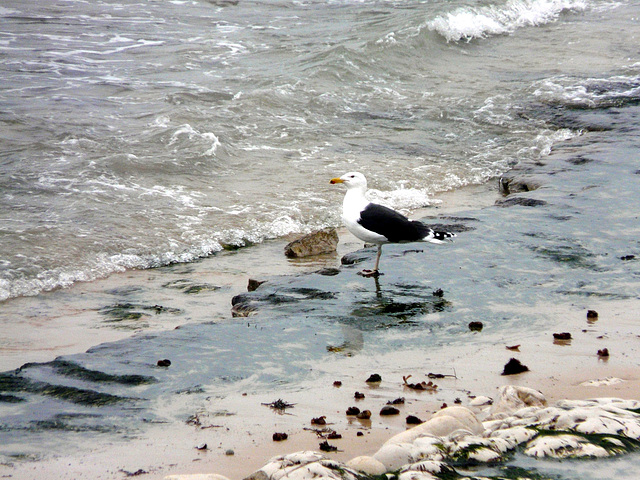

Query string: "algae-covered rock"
[284, 228, 338, 258]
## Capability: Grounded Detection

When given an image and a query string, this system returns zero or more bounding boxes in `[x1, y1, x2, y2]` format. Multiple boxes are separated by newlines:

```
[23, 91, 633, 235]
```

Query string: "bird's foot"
[358, 269, 382, 278]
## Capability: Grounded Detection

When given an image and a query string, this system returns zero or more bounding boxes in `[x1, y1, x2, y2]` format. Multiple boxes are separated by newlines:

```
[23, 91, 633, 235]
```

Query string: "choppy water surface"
[1, 0, 640, 477]
[1, 0, 638, 300]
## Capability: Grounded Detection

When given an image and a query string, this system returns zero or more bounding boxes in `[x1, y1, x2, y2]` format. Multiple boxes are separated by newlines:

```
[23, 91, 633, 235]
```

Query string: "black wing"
[358, 203, 430, 243]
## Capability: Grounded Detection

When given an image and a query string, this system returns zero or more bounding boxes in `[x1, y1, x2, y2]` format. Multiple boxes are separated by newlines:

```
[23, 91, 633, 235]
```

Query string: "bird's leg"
[359, 245, 382, 277]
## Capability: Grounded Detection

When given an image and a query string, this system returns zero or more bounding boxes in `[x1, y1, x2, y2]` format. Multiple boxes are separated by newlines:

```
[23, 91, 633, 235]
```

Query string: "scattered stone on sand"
[365, 373, 382, 383]
[403, 375, 437, 391]
[354, 391, 365, 399]
[272, 433, 288, 442]
[311, 416, 327, 425]
[346, 407, 360, 416]
[620, 254, 635, 261]
[157, 359, 171, 367]
[406, 415, 423, 425]
[432, 288, 444, 297]
[284, 228, 338, 258]
[224, 449, 234, 456]
[468, 321, 483, 332]
[587, 309, 599, 319]
[506, 344, 521, 351]
[327, 431, 342, 440]
[262, 399, 295, 411]
[501, 358, 529, 375]
[553, 332, 572, 340]
[332, 381, 342, 387]
[230, 387, 640, 480]
[380, 405, 400, 416]
[247, 279, 266, 292]
[195, 443, 208, 451]
[597, 348, 610, 357]
[356, 410, 371, 420]
[387, 397, 405, 405]
[318, 440, 337, 452]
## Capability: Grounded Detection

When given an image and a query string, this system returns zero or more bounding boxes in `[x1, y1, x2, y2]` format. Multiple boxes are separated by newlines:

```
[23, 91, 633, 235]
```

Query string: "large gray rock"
[284, 228, 338, 258]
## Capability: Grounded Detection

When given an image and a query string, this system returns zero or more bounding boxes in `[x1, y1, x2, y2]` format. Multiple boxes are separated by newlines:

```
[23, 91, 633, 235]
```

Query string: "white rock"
[489, 385, 546, 417]
[373, 443, 415, 471]
[489, 425, 537, 448]
[469, 396, 493, 407]
[468, 447, 502, 463]
[524, 434, 609, 459]
[432, 406, 484, 435]
[345, 456, 386, 475]
[579, 377, 624, 387]
[401, 460, 447, 474]
[397, 471, 437, 480]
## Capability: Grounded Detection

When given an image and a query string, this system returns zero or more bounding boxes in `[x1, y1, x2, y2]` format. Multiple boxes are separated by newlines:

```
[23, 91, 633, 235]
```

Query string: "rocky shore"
[2, 106, 640, 480]
[161, 105, 640, 480]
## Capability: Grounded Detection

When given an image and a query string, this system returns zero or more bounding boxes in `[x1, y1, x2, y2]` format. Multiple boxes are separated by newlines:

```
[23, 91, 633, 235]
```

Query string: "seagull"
[330, 172, 456, 277]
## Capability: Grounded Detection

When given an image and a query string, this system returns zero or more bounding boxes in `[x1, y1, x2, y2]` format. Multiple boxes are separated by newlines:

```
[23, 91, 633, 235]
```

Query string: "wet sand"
[3, 177, 640, 480]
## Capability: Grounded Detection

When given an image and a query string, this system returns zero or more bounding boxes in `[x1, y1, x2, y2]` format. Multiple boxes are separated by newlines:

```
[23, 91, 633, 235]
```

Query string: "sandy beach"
[3, 165, 640, 480]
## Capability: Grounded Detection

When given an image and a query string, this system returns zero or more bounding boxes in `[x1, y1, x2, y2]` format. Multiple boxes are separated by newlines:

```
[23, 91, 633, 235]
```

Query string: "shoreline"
[0, 180, 499, 373]
[3, 170, 640, 480]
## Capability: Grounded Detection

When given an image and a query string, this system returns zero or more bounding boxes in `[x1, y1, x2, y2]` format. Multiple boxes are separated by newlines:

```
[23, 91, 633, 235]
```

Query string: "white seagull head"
[329, 171, 367, 190]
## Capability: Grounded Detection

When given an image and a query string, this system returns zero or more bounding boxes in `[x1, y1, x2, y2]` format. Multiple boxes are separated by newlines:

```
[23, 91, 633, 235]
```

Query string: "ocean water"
[2, 1, 640, 477]
[1, 0, 637, 301]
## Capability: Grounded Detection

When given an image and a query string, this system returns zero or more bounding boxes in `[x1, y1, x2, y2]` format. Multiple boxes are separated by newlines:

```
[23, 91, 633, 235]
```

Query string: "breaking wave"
[427, 0, 590, 42]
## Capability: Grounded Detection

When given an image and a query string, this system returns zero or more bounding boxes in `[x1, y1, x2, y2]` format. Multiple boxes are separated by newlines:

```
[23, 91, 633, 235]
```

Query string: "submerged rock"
[498, 173, 542, 195]
[495, 197, 548, 208]
[284, 228, 338, 258]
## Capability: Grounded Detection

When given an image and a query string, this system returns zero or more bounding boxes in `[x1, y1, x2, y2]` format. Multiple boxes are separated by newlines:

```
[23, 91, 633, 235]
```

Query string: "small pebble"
[346, 406, 360, 416]
[553, 332, 572, 340]
[354, 391, 365, 399]
[272, 432, 288, 441]
[597, 348, 610, 357]
[587, 310, 599, 319]
[225, 449, 234, 456]
[501, 358, 529, 376]
[319, 441, 337, 452]
[468, 321, 483, 332]
[311, 416, 327, 425]
[406, 415, 423, 425]
[356, 410, 371, 420]
[365, 373, 382, 383]
[379, 405, 400, 416]
[333, 380, 342, 387]
[157, 359, 171, 367]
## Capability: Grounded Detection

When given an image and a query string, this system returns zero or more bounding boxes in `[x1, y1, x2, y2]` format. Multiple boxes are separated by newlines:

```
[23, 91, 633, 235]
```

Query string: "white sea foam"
[532, 73, 640, 108]
[427, 0, 589, 42]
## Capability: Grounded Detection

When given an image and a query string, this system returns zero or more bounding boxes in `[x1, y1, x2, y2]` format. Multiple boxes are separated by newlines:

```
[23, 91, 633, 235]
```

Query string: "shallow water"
[1, 1, 640, 477]
[1, 0, 639, 300]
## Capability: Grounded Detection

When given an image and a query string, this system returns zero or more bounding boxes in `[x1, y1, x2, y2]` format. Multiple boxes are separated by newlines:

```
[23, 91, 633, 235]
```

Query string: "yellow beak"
[330, 177, 343, 184]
